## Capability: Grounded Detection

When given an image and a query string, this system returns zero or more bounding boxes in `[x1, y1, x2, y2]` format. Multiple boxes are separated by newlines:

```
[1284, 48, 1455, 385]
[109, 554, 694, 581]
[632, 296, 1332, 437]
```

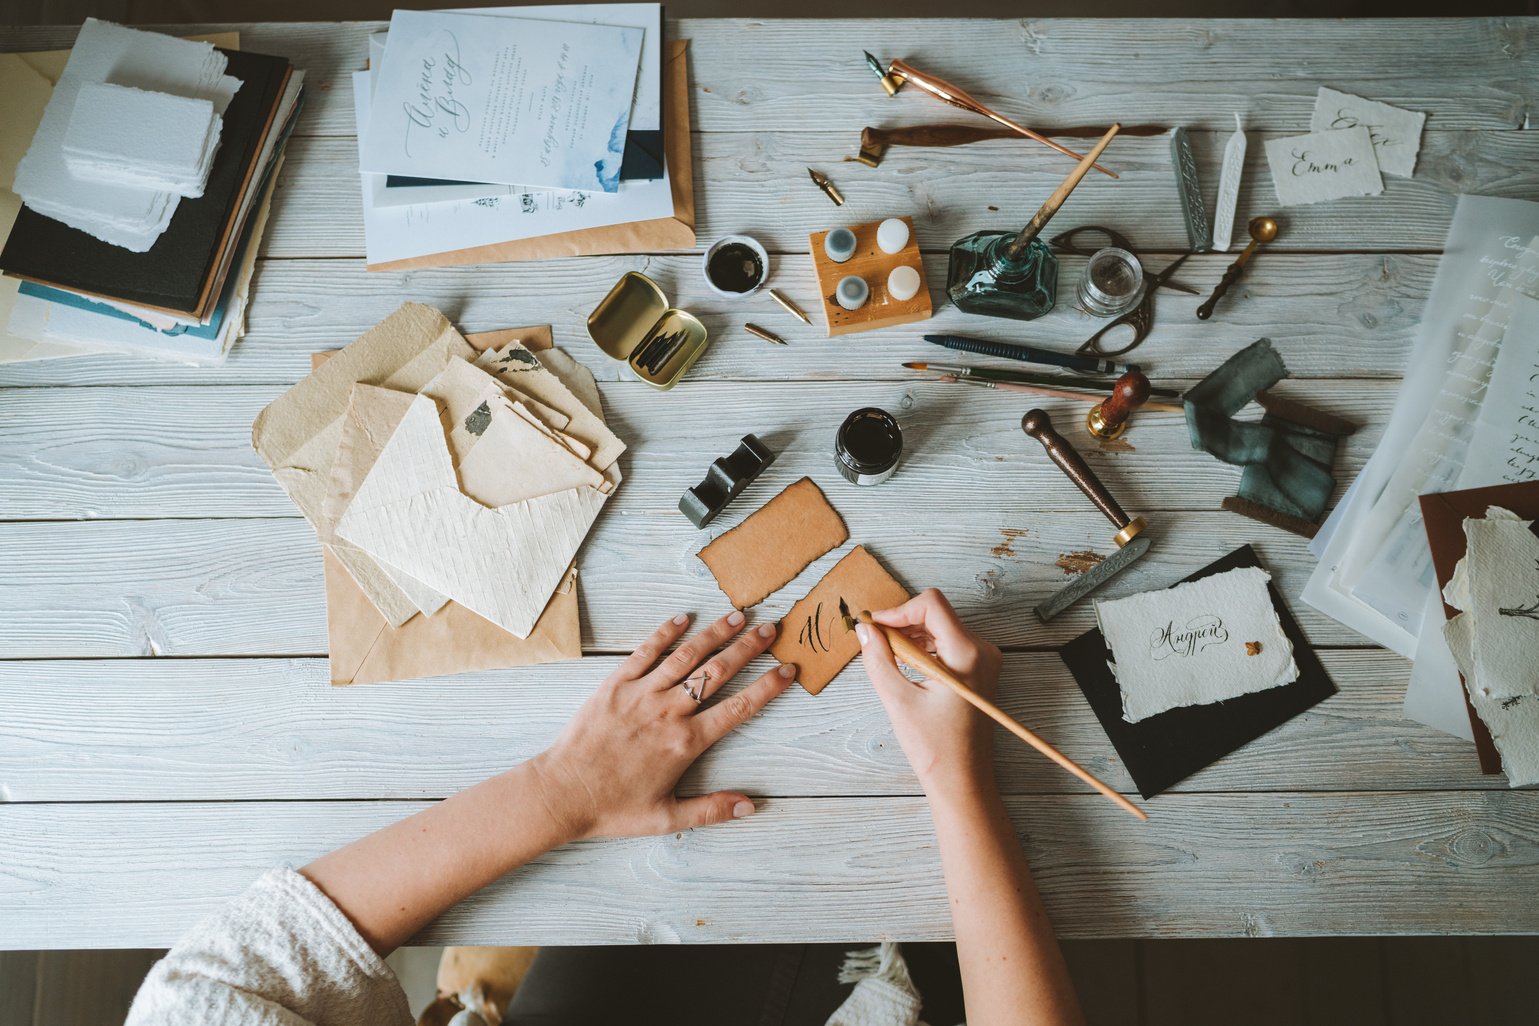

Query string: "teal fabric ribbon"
[1184, 338, 1338, 521]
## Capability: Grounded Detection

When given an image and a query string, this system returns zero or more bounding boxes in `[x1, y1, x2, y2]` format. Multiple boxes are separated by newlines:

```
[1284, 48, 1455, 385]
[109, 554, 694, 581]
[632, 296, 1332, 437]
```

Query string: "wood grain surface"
[2, 16, 1538, 948]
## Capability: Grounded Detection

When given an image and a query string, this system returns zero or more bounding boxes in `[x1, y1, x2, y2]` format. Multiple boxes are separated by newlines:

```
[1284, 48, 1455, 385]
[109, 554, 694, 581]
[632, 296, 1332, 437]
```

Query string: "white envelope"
[336, 392, 608, 639]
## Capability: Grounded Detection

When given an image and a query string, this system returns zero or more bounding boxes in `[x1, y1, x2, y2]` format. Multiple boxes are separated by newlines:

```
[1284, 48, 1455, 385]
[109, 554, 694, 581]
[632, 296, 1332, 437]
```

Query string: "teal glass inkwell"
[946, 124, 1122, 321]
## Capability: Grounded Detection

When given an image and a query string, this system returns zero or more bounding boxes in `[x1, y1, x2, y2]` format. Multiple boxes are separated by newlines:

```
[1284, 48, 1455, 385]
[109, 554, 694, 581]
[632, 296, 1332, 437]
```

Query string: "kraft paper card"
[254, 302, 481, 626]
[325, 548, 580, 686]
[366, 40, 695, 271]
[1265, 126, 1383, 207]
[769, 545, 909, 696]
[1062, 546, 1336, 799]
[697, 477, 849, 609]
[335, 393, 608, 638]
[1095, 565, 1299, 724]
[1441, 508, 1539, 786]
[1310, 87, 1425, 178]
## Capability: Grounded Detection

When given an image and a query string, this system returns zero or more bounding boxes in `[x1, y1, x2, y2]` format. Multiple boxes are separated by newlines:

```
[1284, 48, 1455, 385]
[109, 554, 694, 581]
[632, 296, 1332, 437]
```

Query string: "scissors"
[1049, 225, 1199, 358]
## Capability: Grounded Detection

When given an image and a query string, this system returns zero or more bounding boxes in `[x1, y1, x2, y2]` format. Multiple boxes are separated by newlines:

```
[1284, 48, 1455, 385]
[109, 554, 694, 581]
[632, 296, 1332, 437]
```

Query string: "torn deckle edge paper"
[1442, 508, 1539, 786]
[1303, 196, 1539, 655]
[1095, 566, 1298, 724]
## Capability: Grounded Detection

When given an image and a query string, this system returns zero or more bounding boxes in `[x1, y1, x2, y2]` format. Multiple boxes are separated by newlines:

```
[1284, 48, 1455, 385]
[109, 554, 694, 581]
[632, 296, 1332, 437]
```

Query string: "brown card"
[697, 477, 848, 609]
[1418, 481, 1539, 774]
[770, 545, 909, 695]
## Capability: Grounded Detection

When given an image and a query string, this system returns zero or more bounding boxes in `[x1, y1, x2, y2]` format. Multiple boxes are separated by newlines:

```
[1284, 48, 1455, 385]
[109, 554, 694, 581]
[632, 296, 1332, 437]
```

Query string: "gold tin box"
[587, 272, 709, 390]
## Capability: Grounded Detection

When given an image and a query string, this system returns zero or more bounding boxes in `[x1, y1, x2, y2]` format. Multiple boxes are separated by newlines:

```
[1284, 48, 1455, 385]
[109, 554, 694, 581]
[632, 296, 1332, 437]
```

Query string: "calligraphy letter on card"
[769, 545, 909, 695]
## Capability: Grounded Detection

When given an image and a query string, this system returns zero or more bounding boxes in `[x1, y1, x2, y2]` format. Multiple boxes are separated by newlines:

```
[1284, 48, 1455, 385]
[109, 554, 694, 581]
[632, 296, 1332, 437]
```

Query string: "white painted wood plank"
[0, 509, 1389, 656]
[0, 379, 1388, 519]
[0, 252, 1434, 388]
[0, 650, 1494, 802]
[3, 792, 1536, 948]
[6, 20, 1531, 135]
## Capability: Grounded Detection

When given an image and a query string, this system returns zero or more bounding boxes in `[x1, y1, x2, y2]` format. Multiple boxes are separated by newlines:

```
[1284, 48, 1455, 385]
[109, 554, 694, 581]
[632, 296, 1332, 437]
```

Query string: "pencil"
[851, 607, 1148, 822]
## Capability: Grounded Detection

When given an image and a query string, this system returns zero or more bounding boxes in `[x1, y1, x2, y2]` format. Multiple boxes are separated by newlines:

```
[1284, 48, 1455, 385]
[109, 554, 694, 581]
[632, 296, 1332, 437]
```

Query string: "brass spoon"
[1196, 216, 1279, 320]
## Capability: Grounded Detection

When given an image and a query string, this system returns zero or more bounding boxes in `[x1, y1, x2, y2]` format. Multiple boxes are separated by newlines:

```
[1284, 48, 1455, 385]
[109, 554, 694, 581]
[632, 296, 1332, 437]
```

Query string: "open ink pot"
[835, 407, 903, 486]
[703, 235, 770, 298]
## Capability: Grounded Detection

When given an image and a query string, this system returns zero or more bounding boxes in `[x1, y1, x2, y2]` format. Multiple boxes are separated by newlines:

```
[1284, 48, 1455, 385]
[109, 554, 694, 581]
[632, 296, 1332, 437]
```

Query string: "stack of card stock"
[0, 20, 303, 365]
[62, 82, 222, 198]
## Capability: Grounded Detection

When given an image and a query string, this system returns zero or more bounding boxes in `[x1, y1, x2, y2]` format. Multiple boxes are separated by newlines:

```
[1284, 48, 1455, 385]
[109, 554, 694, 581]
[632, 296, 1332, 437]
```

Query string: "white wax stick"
[1212, 113, 1247, 253]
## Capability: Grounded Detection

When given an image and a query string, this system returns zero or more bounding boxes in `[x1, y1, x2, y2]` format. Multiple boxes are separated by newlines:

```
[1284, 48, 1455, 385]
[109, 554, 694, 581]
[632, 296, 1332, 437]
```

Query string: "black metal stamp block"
[679, 434, 777, 528]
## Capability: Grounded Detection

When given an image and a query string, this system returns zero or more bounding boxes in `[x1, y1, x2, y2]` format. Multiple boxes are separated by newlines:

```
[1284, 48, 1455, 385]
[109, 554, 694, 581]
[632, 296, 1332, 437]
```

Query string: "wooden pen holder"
[808, 216, 932, 337]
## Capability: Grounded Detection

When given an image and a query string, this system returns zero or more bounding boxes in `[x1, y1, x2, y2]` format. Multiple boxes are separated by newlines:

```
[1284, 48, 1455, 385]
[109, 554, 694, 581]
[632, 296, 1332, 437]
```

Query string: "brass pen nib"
[744, 322, 788, 346]
[808, 167, 845, 206]
[768, 288, 812, 325]
[838, 597, 859, 633]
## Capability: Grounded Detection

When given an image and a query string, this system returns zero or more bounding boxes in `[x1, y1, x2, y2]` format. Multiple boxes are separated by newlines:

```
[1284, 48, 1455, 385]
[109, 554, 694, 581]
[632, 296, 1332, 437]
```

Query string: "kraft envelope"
[335, 393, 609, 639]
[365, 40, 696, 271]
[325, 548, 580, 686]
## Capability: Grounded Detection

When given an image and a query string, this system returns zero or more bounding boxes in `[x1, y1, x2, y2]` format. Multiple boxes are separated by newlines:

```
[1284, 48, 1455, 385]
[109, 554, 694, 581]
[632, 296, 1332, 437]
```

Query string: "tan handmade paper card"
[770, 545, 909, 695]
[697, 477, 848, 609]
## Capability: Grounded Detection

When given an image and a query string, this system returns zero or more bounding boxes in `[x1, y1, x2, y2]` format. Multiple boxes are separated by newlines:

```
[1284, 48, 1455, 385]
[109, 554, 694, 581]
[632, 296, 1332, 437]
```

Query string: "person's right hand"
[855, 589, 1002, 798]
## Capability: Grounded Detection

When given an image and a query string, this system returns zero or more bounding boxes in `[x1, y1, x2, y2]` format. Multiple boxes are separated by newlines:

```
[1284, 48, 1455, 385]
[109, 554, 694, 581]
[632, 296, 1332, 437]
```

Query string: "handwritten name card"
[1311, 87, 1425, 178]
[1264, 126, 1383, 207]
[1095, 566, 1298, 723]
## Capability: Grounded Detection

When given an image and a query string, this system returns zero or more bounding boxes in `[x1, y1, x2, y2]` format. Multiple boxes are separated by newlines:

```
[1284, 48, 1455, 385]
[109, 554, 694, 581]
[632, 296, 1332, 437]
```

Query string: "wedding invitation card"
[361, 10, 643, 193]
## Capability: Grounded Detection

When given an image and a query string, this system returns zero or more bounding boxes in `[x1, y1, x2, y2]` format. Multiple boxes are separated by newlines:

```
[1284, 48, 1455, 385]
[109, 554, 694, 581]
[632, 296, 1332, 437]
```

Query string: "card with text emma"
[1264, 126, 1383, 207]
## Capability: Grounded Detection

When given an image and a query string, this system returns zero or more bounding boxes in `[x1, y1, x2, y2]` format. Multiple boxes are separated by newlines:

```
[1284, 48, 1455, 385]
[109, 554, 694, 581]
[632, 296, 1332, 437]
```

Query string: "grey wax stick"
[1170, 128, 1213, 253]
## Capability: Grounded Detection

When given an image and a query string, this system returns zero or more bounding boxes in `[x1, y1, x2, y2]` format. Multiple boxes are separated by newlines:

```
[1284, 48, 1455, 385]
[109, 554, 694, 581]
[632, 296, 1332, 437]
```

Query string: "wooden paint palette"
[808, 216, 932, 337]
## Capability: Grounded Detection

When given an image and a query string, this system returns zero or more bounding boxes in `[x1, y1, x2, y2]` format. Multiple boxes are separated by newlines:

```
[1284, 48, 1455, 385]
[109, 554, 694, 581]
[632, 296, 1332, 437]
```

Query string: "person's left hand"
[529, 610, 796, 841]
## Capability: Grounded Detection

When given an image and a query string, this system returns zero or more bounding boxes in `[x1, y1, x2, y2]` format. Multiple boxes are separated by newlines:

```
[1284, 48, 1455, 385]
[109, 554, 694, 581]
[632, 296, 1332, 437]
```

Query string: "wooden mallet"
[841, 600, 1147, 821]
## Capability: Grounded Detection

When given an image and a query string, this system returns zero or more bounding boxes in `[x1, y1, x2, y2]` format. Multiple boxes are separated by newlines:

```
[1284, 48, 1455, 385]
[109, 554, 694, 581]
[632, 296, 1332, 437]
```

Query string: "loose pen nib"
[838, 597, 859, 633]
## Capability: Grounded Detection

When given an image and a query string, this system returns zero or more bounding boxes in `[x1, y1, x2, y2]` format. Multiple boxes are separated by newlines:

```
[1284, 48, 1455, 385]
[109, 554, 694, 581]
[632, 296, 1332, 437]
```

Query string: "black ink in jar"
[835, 407, 902, 486]
[706, 242, 766, 293]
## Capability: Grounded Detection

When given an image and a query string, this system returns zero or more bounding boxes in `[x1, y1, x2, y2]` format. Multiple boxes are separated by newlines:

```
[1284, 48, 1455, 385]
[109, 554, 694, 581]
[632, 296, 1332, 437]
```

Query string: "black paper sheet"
[1059, 544, 1336, 799]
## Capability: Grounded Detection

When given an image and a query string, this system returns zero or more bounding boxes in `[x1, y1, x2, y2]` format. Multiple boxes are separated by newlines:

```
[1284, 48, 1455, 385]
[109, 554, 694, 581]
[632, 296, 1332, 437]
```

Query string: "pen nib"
[838, 597, 858, 633]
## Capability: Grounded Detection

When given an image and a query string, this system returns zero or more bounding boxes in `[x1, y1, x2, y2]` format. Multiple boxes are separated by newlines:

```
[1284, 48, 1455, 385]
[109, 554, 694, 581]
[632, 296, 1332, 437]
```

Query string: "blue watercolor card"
[360, 9, 642, 193]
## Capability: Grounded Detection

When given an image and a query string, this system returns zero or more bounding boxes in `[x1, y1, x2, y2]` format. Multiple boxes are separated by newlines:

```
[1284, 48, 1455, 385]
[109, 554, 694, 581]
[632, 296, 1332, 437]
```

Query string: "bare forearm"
[301, 756, 577, 955]
[929, 780, 1085, 1026]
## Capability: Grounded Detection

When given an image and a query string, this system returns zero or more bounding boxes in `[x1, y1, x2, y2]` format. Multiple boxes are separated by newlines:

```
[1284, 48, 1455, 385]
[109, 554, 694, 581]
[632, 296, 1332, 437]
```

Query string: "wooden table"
[3, 18, 1539, 950]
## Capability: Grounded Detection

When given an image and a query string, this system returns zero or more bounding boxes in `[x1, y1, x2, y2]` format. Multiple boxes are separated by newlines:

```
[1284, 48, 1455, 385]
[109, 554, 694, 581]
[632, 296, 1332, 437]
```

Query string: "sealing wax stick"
[1212, 113, 1247, 253]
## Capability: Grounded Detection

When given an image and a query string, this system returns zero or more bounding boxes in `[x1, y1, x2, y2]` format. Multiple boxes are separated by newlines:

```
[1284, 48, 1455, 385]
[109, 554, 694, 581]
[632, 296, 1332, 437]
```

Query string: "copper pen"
[880, 56, 1116, 179]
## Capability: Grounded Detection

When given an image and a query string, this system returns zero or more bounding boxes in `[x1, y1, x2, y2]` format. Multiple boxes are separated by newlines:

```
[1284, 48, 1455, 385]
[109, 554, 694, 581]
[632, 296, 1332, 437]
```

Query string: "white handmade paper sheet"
[1441, 509, 1539, 785]
[1310, 87, 1425, 178]
[1264, 127, 1383, 207]
[1095, 567, 1299, 724]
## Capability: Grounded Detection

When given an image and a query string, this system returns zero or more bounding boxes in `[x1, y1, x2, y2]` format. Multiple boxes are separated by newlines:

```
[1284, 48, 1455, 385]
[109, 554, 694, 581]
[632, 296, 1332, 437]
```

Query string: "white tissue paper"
[12, 19, 240, 252]
[1096, 566, 1299, 724]
[62, 82, 221, 198]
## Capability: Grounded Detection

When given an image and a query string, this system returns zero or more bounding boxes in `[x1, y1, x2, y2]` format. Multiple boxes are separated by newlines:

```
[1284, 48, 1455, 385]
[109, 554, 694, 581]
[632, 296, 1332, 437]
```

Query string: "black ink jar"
[835, 407, 902, 486]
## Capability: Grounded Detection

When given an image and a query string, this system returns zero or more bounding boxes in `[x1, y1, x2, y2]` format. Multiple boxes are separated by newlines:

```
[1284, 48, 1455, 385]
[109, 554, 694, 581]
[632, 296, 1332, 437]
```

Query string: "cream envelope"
[335, 393, 609, 639]
[474, 341, 625, 471]
[459, 399, 607, 507]
[253, 302, 480, 626]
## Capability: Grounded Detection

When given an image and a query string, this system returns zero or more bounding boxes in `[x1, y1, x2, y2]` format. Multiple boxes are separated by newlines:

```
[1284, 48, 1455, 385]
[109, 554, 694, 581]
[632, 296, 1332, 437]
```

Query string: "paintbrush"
[929, 373, 1186, 413]
[905, 361, 1182, 399]
[838, 599, 1147, 821]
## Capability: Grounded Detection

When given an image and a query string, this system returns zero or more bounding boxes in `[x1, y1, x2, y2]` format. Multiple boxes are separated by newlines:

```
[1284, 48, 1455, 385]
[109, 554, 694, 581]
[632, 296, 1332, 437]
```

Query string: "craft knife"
[1021, 408, 1153, 621]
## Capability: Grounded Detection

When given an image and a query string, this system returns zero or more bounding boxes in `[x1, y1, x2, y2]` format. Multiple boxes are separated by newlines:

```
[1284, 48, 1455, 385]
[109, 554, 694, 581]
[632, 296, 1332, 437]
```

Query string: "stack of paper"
[1441, 509, 1539, 786]
[0, 20, 304, 366]
[253, 303, 625, 685]
[354, 4, 695, 270]
[63, 82, 223, 198]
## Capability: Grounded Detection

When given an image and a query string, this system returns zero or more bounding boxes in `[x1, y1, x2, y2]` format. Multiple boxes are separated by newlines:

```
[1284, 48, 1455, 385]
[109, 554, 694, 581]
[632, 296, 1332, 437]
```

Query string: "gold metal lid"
[588, 271, 670, 360]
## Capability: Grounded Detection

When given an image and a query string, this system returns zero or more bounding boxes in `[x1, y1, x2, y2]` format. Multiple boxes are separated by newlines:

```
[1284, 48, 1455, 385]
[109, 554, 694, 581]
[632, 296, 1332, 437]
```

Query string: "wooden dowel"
[861, 612, 1148, 822]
